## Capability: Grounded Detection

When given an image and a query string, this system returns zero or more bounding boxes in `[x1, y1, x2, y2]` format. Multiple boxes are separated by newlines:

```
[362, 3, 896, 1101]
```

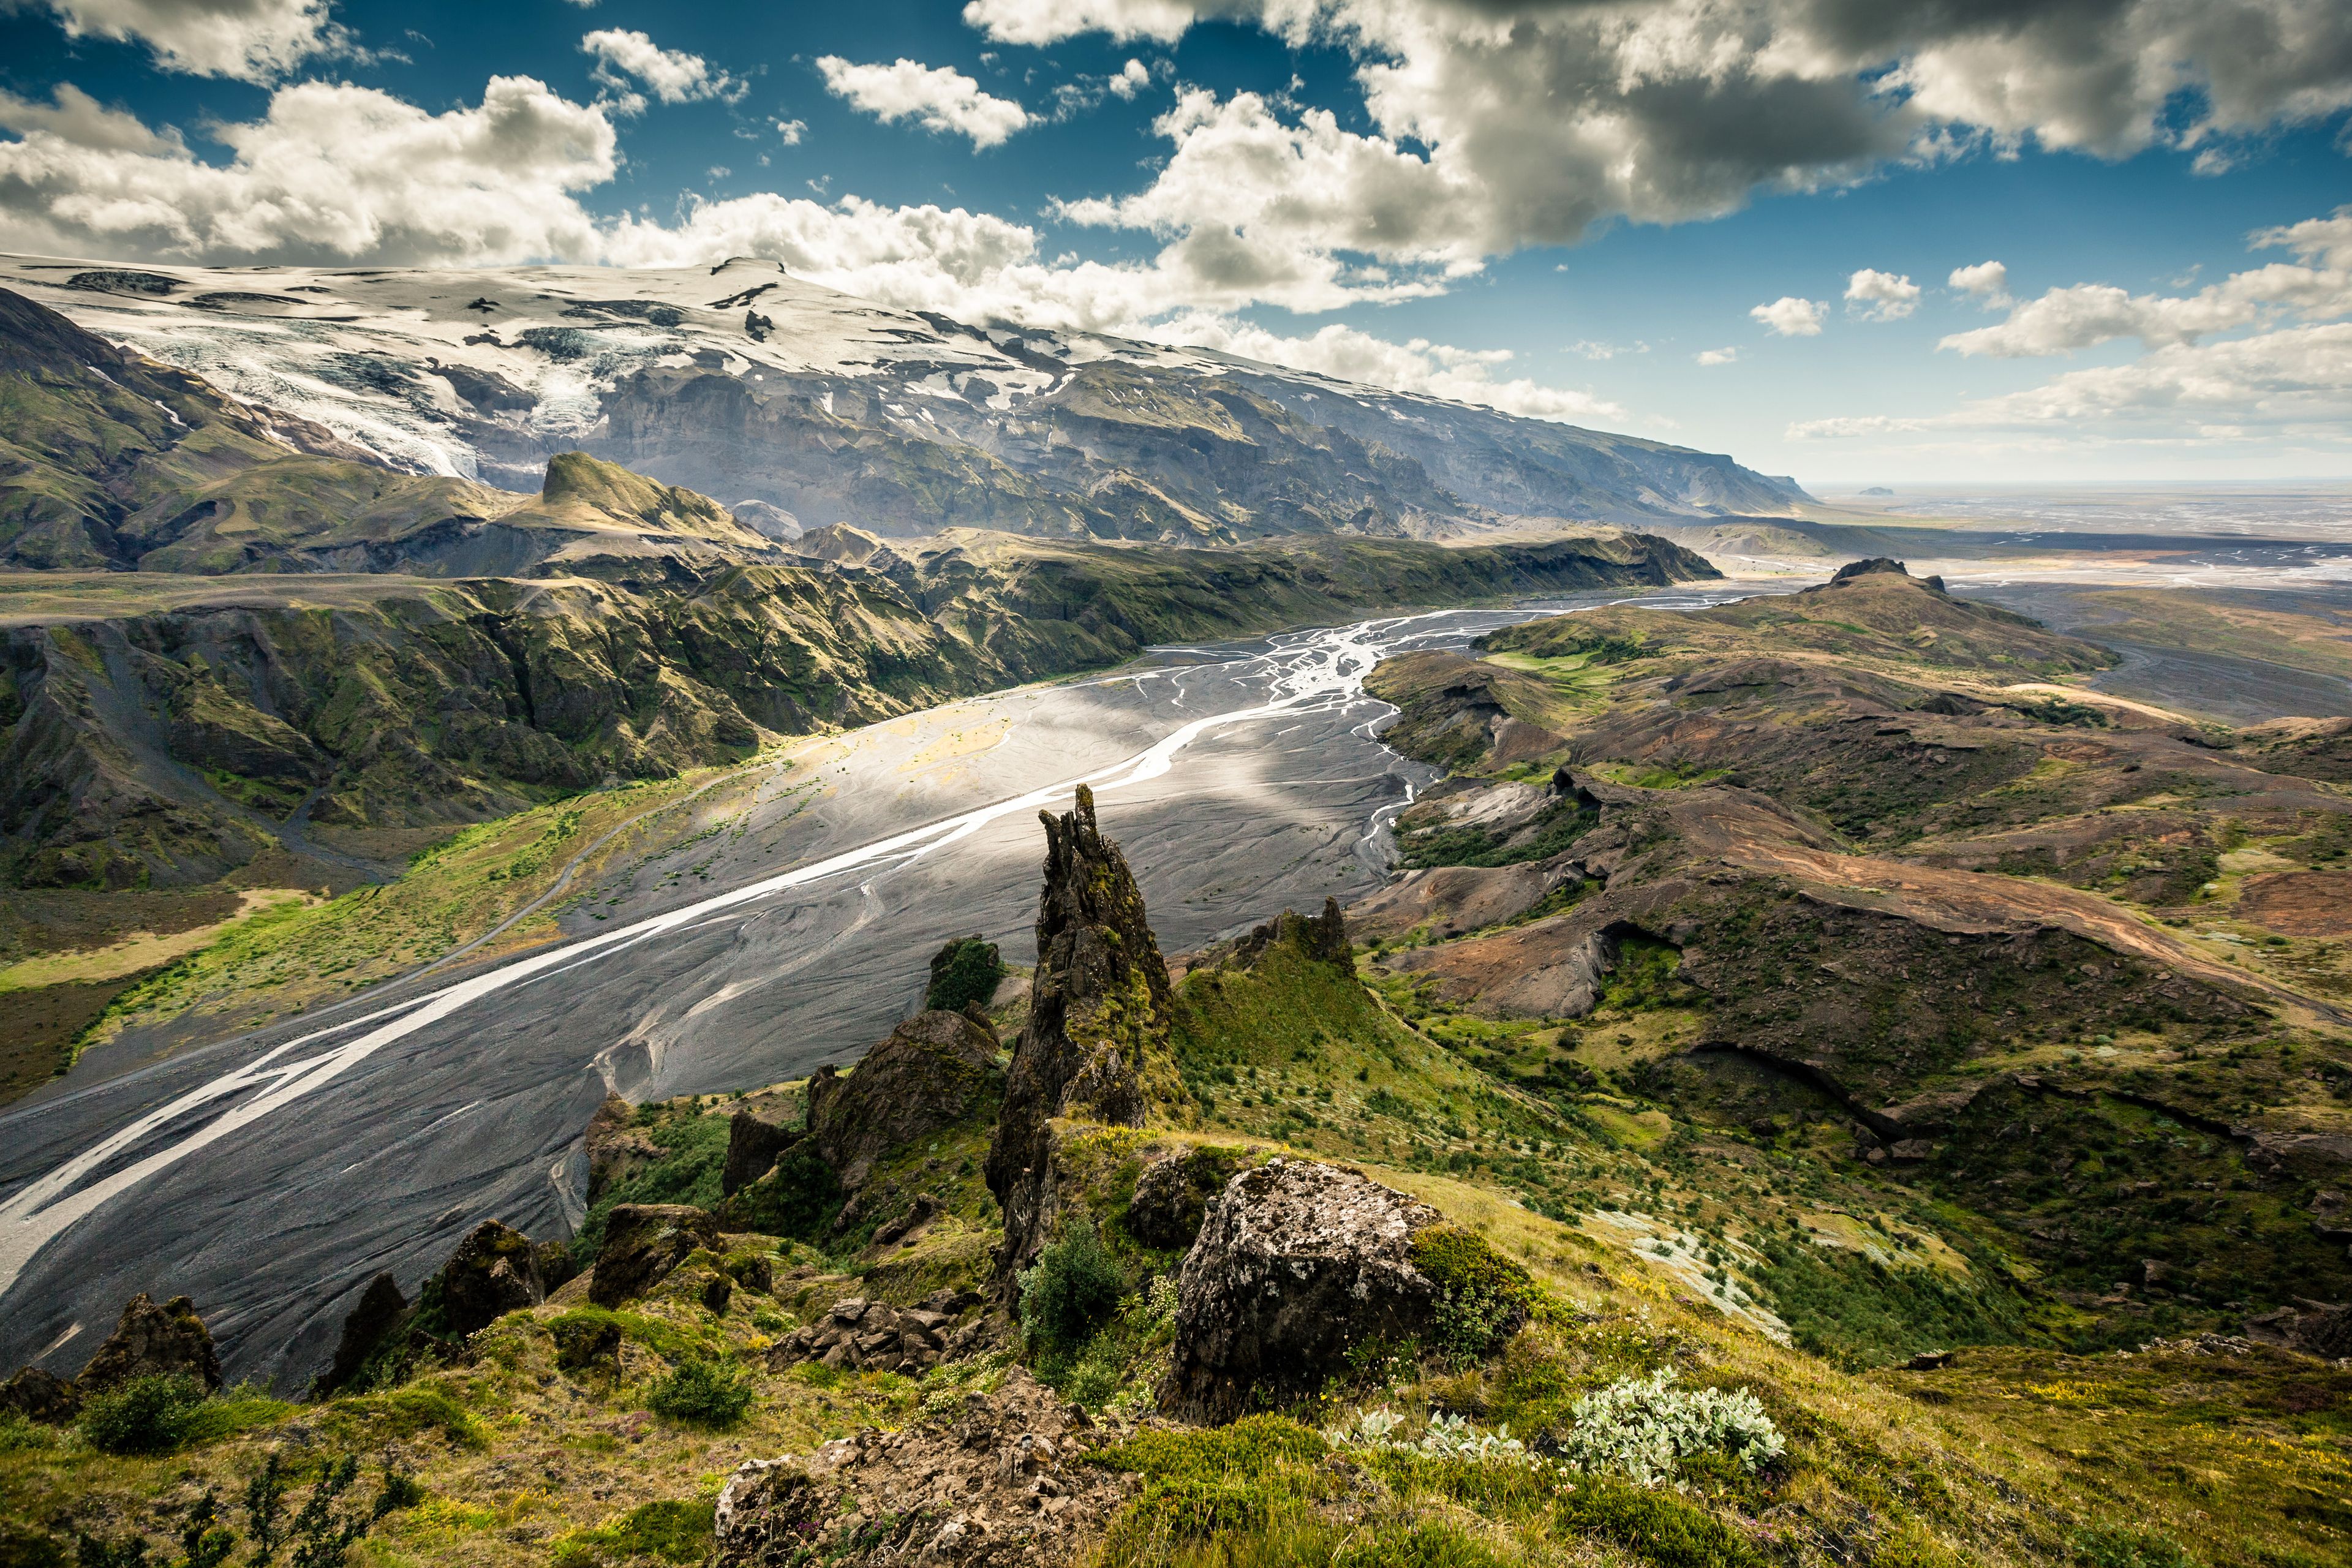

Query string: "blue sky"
[2, 0, 2350, 486]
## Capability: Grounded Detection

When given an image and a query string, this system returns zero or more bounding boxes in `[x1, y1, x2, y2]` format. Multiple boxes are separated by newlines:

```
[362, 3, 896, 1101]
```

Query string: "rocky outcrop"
[436, 1219, 546, 1337]
[1161, 1158, 1441, 1423]
[809, 1009, 1002, 1192]
[714, 1367, 1129, 1568]
[722, 1110, 800, 1199]
[764, 1290, 984, 1377]
[317, 1272, 408, 1396]
[2246, 1300, 2352, 1360]
[0, 1367, 77, 1423]
[1229, 897, 1352, 971]
[586, 1094, 663, 1205]
[986, 786, 1181, 1294]
[589, 1204, 722, 1308]
[77, 1293, 221, 1394]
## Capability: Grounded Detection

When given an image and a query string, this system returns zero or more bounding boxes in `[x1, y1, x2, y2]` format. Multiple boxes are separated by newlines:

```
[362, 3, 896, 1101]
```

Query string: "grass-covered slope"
[1355, 562, 2352, 1358]
[7, 892, 2350, 1568]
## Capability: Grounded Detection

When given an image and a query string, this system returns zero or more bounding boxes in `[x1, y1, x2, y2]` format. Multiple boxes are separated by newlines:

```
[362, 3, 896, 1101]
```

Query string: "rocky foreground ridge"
[8, 704, 2352, 1566]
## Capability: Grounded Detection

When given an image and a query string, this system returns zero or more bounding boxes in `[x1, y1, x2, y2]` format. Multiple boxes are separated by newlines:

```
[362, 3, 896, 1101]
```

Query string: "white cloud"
[959, 0, 1196, 46]
[1845, 268, 1921, 320]
[0, 84, 180, 154]
[1948, 259, 2011, 307]
[816, 56, 1030, 149]
[1057, 88, 1477, 313]
[32, 0, 341, 81]
[1940, 208, 2352, 357]
[775, 119, 806, 146]
[581, 29, 744, 113]
[0, 75, 613, 265]
[954, 0, 2352, 326]
[1107, 58, 1152, 99]
[1695, 347, 1740, 366]
[1751, 296, 1827, 337]
[1797, 208, 2352, 450]
[1567, 339, 1648, 360]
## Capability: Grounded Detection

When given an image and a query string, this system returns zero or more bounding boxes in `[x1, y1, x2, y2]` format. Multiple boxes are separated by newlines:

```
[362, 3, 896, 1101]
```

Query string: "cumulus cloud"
[1941, 208, 2352, 356]
[581, 29, 744, 113]
[30, 0, 342, 81]
[1798, 208, 2352, 449]
[959, 0, 1197, 46]
[1695, 347, 1740, 366]
[1949, 259, 2011, 307]
[0, 75, 614, 265]
[1845, 268, 1921, 320]
[1107, 58, 1152, 99]
[1751, 296, 1827, 337]
[959, 0, 2352, 314]
[816, 56, 1030, 148]
[775, 118, 806, 145]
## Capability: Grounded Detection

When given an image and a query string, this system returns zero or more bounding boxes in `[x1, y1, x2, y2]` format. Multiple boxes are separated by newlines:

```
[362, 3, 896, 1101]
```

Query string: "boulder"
[77, 1294, 221, 1395]
[809, 1010, 1001, 1192]
[1124, 1145, 1251, 1251]
[316, 1272, 409, 1396]
[715, 1367, 1129, 1568]
[0, 1367, 78, 1423]
[986, 786, 1180, 1294]
[435, 1219, 545, 1337]
[590, 1204, 722, 1308]
[723, 1109, 800, 1198]
[1161, 1158, 1442, 1423]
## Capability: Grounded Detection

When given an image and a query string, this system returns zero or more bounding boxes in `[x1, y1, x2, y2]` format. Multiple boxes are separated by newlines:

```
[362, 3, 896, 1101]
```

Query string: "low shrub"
[647, 1360, 752, 1428]
[80, 1374, 206, 1455]
[722, 1147, 843, 1242]
[924, 936, 1006, 1014]
[1409, 1225, 1535, 1364]
[1019, 1222, 1126, 1354]
[1556, 1370, 1785, 1487]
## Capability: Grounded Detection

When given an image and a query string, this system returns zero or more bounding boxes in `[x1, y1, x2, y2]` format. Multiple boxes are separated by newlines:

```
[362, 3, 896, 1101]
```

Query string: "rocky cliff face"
[984, 786, 1183, 1291]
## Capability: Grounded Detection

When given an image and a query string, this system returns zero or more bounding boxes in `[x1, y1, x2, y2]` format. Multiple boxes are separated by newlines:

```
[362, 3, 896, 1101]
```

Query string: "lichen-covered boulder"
[437, 1219, 545, 1337]
[589, 1204, 722, 1308]
[1159, 1158, 1441, 1423]
[77, 1293, 221, 1394]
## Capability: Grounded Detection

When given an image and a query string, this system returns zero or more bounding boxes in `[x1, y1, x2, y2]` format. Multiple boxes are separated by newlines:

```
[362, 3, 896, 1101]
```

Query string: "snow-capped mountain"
[0, 254, 1807, 543]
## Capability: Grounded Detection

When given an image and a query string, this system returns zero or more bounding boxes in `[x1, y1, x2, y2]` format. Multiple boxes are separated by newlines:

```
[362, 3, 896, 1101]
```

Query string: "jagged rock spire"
[985, 785, 1178, 1291]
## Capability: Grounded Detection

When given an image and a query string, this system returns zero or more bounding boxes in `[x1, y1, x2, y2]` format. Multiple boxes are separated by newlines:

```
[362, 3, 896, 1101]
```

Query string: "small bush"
[80, 1374, 206, 1455]
[1332, 1520, 1516, 1568]
[924, 937, 1006, 1014]
[1410, 1225, 1534, 1364]
[1019, 1223, 1126, 1353]
[647, 1360, 752, 1428]
[0, 1412, 57, 1453]
[1556, 1370, 1785, 1487]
